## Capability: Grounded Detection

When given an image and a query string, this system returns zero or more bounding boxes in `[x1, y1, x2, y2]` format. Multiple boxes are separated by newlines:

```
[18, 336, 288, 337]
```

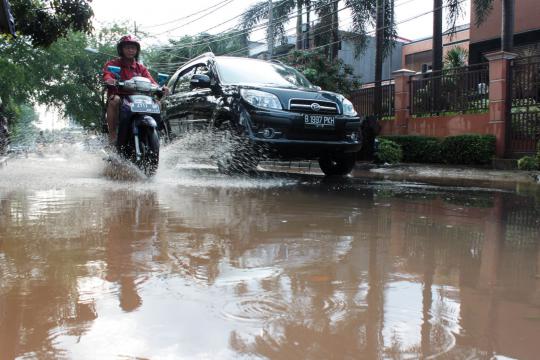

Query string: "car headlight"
[240, 89, 282, 110]
[338, 95, 357, 116]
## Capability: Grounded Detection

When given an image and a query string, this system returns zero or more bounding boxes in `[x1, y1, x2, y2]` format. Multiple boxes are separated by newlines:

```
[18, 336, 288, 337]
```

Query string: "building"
[401, 24, 470, 73]
[469, 0, 540, 63]
[249, 32, 406, 84]
[339, 32, 406, 83]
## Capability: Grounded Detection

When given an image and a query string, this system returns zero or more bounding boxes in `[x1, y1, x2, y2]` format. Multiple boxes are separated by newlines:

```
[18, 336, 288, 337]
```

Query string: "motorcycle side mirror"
[107, 66, 121, 80]
[190, 74, 211, 90]
[158, 73, 170, 86]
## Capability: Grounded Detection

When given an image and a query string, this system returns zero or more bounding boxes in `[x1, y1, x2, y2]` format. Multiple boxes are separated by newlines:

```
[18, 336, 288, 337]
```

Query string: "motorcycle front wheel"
[138, 128, 160, 177]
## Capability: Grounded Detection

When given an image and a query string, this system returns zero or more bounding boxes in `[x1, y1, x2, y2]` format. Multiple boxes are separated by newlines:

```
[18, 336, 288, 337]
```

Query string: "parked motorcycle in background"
[106, 66, 169, 176]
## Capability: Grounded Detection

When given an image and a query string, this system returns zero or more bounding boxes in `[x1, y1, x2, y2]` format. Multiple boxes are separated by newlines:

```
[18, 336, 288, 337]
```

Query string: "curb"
[354, 163, 540, 189]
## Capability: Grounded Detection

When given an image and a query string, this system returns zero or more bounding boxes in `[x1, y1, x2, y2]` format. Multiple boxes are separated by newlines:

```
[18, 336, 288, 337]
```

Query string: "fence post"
[392, 69, 415, 135]
[485, 51, 517, 158]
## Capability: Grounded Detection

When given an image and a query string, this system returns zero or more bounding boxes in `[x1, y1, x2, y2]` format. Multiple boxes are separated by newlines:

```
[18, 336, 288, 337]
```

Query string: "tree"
[374, 0, 395, 119]
[145, 31, 249, 75]
[8, 0, 93, 47]
[0, 24, 130, 130]
[241, 0, 304, 54]
[284, 49, 360, 96]
[444, 47, 468, 69]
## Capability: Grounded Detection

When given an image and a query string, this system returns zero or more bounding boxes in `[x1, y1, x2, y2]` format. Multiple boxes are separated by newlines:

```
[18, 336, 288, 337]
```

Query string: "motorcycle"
[106, 66, 169, 176]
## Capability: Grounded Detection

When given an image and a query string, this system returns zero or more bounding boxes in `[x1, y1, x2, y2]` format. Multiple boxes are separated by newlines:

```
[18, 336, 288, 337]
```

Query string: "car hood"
[225, 84, 344, 109]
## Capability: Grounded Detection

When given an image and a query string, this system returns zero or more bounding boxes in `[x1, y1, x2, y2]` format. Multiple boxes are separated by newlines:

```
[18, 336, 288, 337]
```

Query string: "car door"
[162, 62, 219, 135]
[161, 65, 197, 135]
[188, 63, 219, 129]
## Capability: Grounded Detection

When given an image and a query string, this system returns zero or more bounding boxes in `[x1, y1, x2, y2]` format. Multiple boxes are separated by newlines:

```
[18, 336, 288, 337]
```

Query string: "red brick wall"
[379, 113, 491, 138]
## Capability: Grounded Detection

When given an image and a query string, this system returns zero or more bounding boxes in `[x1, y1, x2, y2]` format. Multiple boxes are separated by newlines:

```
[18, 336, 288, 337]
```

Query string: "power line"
[148, 2, 355, 68]
[271, 0, 468, 60]
[141, 0, 235, 30]
[149, 0, 238, 37]
[147, 0, 333, 52]
[148, 0, 464, 71]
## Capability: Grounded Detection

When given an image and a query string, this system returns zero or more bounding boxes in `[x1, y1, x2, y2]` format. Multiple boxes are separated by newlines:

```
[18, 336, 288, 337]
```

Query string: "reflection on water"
[1, 163, 540, 359]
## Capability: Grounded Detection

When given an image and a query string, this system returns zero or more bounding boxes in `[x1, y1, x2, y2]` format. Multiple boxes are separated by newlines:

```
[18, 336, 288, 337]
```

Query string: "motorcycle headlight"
[240, 89, 282, 110]
[339, 95, 357, 116]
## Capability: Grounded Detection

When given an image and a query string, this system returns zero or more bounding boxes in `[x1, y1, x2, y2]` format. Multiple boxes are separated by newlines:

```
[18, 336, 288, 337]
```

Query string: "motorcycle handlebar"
[102, 80, 164, 95]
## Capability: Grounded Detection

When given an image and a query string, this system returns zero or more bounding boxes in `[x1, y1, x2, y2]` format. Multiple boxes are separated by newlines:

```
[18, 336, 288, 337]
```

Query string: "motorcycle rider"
[103, 35, 168, 146]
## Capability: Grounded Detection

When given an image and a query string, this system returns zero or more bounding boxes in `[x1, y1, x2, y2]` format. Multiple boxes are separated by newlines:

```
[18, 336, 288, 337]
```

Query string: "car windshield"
[216, 57, 315, 89]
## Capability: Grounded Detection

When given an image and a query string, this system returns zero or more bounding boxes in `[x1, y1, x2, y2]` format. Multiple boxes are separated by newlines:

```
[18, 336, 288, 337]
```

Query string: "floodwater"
[1, 141, 540, 360]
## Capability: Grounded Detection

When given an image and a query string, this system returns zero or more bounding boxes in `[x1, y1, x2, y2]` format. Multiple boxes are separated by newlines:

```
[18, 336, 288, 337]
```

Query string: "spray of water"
[0, 128, 298, 190]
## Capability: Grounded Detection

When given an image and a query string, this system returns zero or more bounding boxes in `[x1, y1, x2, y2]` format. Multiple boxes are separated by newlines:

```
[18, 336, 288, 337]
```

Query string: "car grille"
[286, 130, 343, 141]
[289, 99, 339, 114]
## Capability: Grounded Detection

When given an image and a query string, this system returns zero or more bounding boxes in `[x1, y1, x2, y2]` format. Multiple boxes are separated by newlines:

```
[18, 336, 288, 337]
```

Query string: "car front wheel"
[318, 153, 356, 176]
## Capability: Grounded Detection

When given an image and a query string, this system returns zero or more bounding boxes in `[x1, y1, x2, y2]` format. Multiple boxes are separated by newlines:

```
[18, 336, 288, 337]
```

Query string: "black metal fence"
[509, 56, 540, 155]
[410, 63, 490, 116]
[350, 82, 395, 118]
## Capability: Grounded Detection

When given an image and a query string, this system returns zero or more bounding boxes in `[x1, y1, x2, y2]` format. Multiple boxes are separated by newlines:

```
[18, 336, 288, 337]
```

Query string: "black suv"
[162, 53, 364, 176]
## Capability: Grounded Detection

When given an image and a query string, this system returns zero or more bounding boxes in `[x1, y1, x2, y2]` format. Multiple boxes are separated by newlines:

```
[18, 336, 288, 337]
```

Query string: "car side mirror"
[190, 74, 211, 89]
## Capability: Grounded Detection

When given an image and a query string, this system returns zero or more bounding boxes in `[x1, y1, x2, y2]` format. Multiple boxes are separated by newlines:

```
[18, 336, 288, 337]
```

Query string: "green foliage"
[9, 104, 39, 145]
[382, 136, 443, 163]
[440, 134, 496, 165]
[381, 134, 496, 165]
[283, 49, 360, 96]
[517, 156, 539, 171]
[145, 31, 248, 75]
[9, 0, 93, 47]
[0, 24, 131, 129]
[375, 138, 402, 164]
[444, 47, 468, 69]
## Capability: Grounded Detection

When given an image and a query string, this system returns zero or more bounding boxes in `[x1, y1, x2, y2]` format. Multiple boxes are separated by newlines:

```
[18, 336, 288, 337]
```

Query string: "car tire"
[318, 153, 356, 176]
[215, 125, 259, 175]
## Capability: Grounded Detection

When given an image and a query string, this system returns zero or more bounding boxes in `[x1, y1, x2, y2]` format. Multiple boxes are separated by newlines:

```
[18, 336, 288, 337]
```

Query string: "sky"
[90, 0, 471, 46]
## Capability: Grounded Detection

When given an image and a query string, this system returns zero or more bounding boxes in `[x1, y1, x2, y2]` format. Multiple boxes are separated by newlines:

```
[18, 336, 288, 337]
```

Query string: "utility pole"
[268, 0, 274, 59]
[432, 0, 443, 113]
[432, 0, 443, 72]
[374, 0, 384, 119]
[501, 0, 515, 52]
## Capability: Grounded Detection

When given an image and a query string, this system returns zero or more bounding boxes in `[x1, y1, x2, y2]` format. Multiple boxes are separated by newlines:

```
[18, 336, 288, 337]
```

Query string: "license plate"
[304, 114, 335, 128]
[131, 101, 160, 114]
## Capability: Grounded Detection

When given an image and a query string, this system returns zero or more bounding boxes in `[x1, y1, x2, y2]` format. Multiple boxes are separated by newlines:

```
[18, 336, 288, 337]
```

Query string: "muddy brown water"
[1, 147, 540, 359]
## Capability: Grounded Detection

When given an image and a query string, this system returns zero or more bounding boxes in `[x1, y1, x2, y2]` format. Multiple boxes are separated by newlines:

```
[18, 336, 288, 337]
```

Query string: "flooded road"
[1, 146, 540, 359]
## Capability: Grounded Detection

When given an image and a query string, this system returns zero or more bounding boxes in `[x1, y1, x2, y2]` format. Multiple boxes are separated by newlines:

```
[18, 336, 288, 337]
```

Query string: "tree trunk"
[296, 0, 303, 50]
[305, 1, 311, 49]
[268, 0, 274, 59]
[501, 0, 515, 51]
[331, 0, 339, 60]
[374, 0, 384, 119]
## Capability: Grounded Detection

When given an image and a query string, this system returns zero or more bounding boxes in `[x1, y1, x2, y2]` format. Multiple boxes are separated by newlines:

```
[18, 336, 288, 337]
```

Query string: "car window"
[173, 66, 197, 94]
[195, 64, 209, 76]
[215, 57, 315, 89]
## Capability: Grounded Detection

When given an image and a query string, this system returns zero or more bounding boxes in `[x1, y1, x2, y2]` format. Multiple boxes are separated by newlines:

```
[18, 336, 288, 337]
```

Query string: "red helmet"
[117, 35, 141, 58]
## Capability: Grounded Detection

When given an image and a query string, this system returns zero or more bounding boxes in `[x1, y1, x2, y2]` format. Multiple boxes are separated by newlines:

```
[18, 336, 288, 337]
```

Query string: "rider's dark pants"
[116, 104, 132, 152]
